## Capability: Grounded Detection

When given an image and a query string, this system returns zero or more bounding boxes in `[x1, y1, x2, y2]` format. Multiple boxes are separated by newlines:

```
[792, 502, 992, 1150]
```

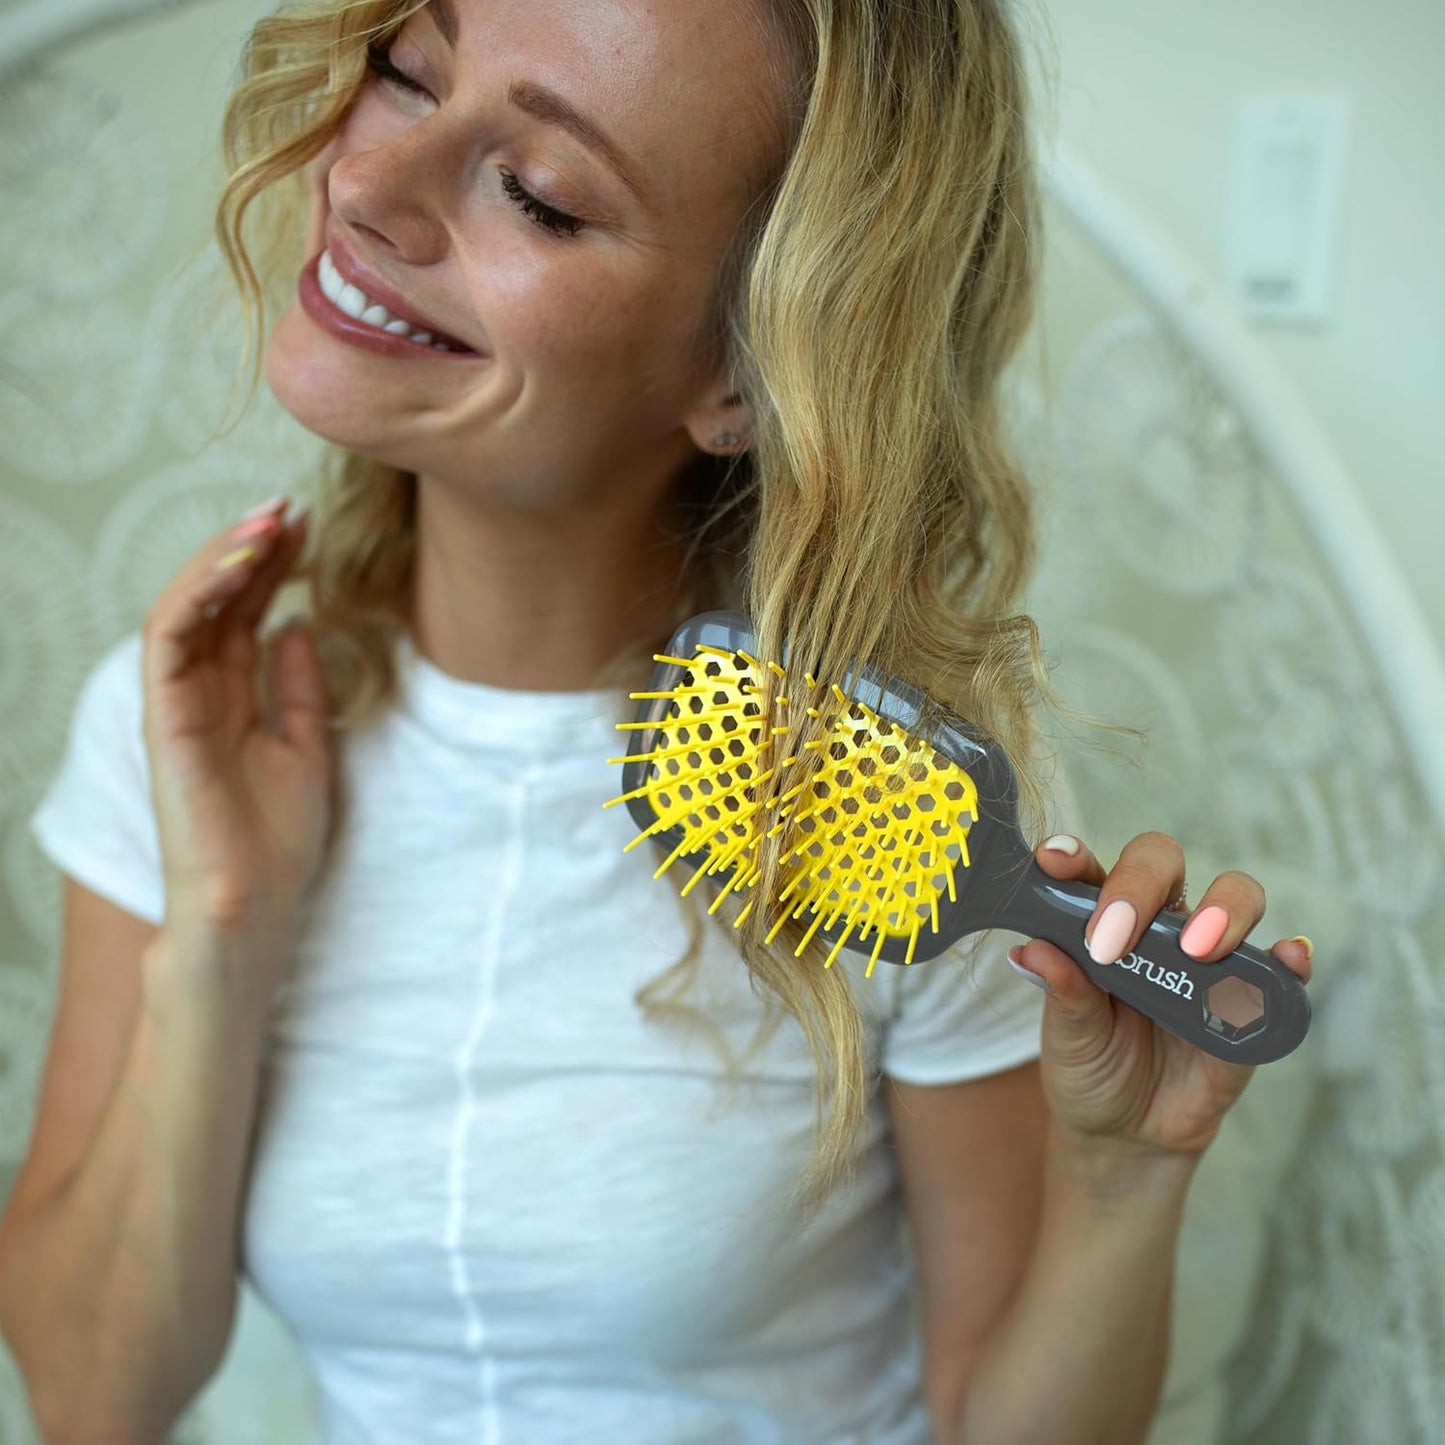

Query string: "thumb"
[269, 617, 330, 758]
[1009, 940, 1116, 1048]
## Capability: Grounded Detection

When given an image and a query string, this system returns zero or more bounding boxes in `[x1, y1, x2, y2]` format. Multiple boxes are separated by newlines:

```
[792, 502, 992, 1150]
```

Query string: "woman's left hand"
[1008, 831, 1314, 1160]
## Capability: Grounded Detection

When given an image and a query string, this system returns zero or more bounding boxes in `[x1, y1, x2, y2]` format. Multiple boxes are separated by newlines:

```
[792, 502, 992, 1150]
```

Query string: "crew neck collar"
[396, 631, 629, 751]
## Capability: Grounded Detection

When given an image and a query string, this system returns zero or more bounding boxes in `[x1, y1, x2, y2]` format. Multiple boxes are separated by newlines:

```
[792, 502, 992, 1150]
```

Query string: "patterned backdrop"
[1, 2, 1441, 1442]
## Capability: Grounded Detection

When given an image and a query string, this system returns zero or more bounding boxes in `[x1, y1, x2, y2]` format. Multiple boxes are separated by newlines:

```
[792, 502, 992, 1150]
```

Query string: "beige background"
[0, 1, 1439, 1442]
[1041, 0, 1445, 658]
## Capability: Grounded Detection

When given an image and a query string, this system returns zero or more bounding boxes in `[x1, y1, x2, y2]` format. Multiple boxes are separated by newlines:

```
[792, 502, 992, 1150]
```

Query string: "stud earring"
[710, 431, 744, 449]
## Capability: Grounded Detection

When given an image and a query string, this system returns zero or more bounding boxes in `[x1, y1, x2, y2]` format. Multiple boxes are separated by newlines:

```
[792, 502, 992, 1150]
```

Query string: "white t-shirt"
[29, 629, 1069, 1445]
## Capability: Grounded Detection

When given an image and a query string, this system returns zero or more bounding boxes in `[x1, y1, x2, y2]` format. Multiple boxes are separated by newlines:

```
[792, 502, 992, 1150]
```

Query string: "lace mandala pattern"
[0, 67, 166, 301]
[3, 4, 1441, 1442]
[1011, 300, 1445, 1444]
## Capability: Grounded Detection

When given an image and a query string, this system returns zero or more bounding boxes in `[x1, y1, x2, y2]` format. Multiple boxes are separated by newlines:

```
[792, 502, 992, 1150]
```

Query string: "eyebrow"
[421, 0, 650, 211]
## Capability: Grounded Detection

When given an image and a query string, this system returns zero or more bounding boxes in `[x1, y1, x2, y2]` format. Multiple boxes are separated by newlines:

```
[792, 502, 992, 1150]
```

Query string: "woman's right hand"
[140, 496, 334, 967]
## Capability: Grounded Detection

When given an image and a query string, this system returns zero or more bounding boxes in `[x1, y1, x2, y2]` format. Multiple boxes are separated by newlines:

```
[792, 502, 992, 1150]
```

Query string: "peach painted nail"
[1180, 905, 1229, 958]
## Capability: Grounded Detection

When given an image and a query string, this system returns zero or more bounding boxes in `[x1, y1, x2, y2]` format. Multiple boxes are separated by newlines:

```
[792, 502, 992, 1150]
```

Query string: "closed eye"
[362, 39, 437, 105]
[361, 40, 585, 239]
[495, 168, 582, 237]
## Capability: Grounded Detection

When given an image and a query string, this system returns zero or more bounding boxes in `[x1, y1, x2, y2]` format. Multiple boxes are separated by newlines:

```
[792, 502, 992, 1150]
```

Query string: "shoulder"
[63, 630, 148, 764]
[88, 629, 146, 707]
[29, 630, 162, 925]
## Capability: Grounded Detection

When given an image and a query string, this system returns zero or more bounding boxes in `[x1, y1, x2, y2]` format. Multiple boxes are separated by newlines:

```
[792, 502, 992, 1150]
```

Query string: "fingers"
[1039, 830, 1270, 969]
[1019, 830, 1313, 1023]
[1268, 935, 1315, 984]
[222, 507, 309, 636]
[1033, 831, 1108, 889]
[143, 497, 298, 690]
[1081, 830, 1188, 966]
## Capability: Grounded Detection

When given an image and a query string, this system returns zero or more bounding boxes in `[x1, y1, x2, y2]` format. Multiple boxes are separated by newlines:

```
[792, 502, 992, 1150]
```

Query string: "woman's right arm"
[0, 913, 290, 1445]
[0, 493, 333, 1444]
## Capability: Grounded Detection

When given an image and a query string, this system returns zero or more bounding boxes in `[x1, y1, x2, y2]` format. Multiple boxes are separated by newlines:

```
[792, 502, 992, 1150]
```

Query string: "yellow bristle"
[865, 924, 888, 978]
[679, 852, 718, 896]
[653, 831, 697, 879]
[605, 636, 980, 975]
[763, 903, 795, 946]
[793, 904, 831, 956]
[822, 914, 860, 969]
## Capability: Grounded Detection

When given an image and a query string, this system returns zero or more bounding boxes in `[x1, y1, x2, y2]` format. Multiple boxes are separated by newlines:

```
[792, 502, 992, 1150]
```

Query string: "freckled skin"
[263, 0, 795, 689]
[265, 0, 797, 517]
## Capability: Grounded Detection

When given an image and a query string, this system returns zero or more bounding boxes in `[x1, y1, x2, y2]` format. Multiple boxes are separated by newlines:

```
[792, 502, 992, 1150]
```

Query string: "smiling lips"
[316, 247, 477, 353]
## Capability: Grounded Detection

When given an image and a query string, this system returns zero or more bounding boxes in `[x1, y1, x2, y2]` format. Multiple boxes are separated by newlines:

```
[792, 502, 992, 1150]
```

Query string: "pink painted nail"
[1179, 905, 1229, 958]
[1086, 898, 1136, 965]
[240, 494, 287, 522]
[233, 514, 281, 541]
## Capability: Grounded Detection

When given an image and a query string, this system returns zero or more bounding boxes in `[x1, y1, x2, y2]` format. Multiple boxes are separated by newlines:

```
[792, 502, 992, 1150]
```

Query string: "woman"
[6, 0, 1313, 1441]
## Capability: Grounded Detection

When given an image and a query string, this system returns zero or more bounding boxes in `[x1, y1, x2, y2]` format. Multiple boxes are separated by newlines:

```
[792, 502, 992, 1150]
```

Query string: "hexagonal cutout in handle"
[1203, 975, 1267, 1041]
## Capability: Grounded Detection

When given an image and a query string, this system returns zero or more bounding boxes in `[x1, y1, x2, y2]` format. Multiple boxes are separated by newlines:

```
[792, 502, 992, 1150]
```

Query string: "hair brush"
[603, 610, 1310, 1067]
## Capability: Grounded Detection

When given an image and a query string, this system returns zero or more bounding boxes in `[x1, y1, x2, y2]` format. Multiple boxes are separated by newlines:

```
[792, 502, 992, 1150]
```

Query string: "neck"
[405, 468, 703, 693]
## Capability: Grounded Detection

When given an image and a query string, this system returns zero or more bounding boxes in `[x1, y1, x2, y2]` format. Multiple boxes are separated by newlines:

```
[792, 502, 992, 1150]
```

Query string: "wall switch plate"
[1224, 94, 1352, 324]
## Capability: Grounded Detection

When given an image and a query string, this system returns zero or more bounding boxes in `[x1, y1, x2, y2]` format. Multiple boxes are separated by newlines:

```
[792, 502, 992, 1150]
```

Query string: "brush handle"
[986, 860, 1311, 1066]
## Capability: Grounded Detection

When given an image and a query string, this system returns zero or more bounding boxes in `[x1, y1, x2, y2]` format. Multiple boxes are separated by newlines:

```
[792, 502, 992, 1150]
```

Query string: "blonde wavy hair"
[211, 0, 1132, 1218]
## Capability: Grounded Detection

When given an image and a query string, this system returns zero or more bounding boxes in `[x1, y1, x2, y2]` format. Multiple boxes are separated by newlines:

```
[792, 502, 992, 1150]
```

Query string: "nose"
[323, 123, 460, 268]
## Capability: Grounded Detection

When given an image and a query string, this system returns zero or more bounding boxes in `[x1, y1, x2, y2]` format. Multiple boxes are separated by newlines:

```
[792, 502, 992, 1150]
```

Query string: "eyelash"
[362, 40, 584, 238]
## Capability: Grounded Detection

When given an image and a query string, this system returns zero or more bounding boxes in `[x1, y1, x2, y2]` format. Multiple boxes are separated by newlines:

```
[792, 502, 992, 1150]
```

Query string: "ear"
[681, 387, 752, 457]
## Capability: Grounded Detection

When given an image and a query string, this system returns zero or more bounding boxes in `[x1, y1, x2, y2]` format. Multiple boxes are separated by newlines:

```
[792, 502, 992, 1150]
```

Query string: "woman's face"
[264, 0, 790, 512]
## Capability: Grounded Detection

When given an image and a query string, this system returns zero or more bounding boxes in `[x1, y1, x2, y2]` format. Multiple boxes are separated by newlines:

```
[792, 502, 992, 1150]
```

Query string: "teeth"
[318, 249, 469, 351]
[337, 280, 367, 314]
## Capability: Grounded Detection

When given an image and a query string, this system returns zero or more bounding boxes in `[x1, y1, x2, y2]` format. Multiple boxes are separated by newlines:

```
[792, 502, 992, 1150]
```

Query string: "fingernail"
[1180, 904, 1230, 958]
[240, 494, 288, 522]
[1042, 834, 1080, 855]
[1006, 946, 1051, 993]
[234, 514, 281, 541]
[1086, 898, 1136, 965]
[214, 543, 257, 573]
[1289, 934, 1315, 962]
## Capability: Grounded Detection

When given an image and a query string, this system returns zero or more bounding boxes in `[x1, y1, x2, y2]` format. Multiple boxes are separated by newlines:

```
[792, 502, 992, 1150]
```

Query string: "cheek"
[474, 266, 613, 367]
[539, 268, 683, 369]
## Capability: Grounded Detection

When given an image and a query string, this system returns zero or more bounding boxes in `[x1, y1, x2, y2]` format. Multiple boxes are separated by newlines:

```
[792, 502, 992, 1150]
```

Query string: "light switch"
[1224, 95, 1351, 324]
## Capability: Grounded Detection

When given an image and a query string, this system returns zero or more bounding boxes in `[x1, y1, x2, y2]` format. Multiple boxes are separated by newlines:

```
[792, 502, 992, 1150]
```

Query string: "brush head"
[604, 611, 1031, 976]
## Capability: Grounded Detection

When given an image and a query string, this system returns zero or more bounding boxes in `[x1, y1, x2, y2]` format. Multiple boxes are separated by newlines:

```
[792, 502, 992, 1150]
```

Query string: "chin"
[262, 299, 395, 452]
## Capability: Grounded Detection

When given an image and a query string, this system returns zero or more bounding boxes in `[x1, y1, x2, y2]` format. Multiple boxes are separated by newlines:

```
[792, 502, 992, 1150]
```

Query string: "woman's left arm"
[888, 830, 1315, 1445]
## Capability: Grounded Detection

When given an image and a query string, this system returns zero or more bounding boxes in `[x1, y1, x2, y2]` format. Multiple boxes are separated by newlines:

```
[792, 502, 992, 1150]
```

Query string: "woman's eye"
[361, 41, 585, 240]
[498, 169, 584, 238]
[364, 40, 430, 98]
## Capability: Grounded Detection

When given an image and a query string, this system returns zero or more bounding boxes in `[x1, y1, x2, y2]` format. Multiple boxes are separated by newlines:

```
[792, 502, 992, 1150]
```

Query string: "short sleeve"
[879, 749, 1087, 1085]
[28, 631, 165, 926]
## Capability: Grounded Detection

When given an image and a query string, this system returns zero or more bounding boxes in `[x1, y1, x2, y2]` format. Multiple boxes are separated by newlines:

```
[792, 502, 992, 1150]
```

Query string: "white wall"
[1032, 0, 1445, 659]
